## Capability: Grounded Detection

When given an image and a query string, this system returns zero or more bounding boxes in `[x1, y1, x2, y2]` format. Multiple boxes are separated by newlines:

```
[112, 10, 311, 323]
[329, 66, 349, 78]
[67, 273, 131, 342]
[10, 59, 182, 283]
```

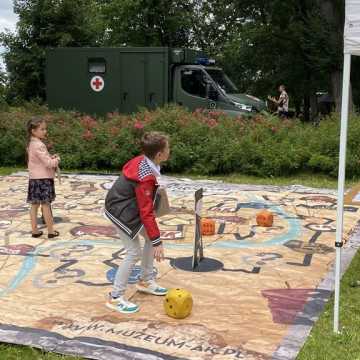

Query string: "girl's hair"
[26, 117, 45, 159]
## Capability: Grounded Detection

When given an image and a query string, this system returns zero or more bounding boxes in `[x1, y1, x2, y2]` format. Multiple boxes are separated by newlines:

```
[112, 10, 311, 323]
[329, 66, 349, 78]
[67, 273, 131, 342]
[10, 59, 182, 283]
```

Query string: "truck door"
[86, 54, 120, 114]
[120, 53, 146, 113]
[145, 53, 166, 109]
[174, 67, 214, 111]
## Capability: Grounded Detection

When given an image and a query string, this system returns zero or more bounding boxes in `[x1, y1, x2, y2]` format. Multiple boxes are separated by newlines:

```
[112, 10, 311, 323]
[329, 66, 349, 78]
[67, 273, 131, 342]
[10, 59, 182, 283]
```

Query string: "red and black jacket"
[104, 155, 161, 246]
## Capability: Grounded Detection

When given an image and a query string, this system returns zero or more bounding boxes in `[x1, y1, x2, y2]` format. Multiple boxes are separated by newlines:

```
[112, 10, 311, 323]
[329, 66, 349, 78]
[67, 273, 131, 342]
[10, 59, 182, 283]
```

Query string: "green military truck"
[46, 47, 266, 115]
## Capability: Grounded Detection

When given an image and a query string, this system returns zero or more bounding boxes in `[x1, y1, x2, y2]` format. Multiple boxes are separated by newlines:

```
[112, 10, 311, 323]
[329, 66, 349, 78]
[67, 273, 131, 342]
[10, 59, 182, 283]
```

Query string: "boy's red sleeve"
[135, 181, 161, 246]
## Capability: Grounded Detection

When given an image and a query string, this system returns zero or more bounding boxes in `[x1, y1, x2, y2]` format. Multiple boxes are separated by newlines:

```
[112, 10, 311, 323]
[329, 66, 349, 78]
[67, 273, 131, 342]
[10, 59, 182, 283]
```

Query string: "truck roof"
[46, 47, 207, 65]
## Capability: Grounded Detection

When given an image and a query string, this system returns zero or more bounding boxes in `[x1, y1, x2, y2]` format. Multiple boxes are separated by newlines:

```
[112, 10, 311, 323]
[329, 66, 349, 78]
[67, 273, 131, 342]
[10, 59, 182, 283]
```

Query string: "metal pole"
[334, 52, 352, 333]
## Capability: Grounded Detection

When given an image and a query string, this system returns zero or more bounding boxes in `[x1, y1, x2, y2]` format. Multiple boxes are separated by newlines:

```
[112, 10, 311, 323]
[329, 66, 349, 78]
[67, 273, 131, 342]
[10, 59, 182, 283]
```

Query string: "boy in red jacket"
[104, 132, 170, 313]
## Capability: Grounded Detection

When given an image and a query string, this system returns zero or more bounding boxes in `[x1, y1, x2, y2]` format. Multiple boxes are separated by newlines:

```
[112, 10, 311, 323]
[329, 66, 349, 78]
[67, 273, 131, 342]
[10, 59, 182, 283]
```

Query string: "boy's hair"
[140, 132, 169, 159]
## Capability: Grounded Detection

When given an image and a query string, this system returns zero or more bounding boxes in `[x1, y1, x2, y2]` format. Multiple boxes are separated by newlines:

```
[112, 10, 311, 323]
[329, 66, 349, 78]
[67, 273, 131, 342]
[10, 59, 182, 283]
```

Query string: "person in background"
[268, 84, 289, 118]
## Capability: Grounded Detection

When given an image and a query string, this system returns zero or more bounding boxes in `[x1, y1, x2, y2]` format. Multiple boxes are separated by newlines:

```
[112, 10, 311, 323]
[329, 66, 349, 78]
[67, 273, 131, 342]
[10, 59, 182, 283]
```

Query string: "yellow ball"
[164, 288, 193, 319]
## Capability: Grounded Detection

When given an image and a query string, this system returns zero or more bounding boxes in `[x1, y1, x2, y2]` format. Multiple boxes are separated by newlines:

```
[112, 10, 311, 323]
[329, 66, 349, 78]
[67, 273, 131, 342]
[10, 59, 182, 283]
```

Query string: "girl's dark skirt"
[27, 178, 56, 204]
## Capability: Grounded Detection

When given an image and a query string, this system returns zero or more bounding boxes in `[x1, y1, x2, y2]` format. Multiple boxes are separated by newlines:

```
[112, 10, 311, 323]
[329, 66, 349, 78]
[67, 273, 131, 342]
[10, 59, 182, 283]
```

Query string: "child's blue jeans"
[111, 228, 154, 298]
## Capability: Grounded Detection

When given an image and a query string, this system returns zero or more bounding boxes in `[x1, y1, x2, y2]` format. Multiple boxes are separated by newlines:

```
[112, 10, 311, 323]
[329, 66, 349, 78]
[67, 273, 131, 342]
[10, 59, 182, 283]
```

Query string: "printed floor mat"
[0, 173, 359, 360]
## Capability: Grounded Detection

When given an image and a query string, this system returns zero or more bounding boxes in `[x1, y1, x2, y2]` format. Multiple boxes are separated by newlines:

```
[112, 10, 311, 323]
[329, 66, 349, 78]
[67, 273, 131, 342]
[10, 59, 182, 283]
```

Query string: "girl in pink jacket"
[26, 118, 60, 238]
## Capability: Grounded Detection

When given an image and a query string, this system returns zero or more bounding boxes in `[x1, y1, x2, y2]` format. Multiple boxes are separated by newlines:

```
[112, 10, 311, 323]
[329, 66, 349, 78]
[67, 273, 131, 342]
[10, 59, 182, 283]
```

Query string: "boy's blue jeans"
[111, 228, 154, 298]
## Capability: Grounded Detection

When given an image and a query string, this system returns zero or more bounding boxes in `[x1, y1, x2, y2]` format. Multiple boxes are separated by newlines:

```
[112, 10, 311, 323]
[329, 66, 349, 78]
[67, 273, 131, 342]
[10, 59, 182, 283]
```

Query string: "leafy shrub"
[0, 103, 359, 178]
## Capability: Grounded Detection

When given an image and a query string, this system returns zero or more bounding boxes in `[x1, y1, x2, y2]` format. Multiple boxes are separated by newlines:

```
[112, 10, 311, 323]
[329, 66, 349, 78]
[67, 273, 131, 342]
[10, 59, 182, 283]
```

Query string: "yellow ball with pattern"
[164, 288, 193, 319]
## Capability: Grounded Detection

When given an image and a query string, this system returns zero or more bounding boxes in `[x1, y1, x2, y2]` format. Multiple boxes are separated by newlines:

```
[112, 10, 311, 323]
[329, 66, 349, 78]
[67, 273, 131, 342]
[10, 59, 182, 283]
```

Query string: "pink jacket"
[27, 138, 59, 179]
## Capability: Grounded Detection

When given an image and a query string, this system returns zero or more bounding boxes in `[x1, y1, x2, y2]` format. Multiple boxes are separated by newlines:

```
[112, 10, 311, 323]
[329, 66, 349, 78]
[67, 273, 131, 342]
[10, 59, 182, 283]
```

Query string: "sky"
[0, 0, 18, 70]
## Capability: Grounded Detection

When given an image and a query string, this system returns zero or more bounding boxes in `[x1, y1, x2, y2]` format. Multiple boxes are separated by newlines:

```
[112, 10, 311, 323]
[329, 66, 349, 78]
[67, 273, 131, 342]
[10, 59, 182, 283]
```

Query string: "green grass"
[0, 344, 80, 360]
[297, 249, 360, 360]
[0, 167, 25, 176]
[176, 172, 351, 189]
[1, 166, 360, 359]
[1, 166, 358, 189]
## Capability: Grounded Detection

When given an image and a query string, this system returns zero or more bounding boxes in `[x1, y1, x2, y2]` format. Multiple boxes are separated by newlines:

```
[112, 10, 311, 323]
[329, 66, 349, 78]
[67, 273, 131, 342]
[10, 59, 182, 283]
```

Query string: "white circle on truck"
[90, 76, 104, 92]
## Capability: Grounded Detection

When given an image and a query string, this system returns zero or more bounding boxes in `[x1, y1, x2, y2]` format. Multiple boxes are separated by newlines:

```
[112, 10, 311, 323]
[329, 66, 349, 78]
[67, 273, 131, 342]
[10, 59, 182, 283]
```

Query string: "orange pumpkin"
[256, 210, 274, 227]
[201, 218, 216, 236]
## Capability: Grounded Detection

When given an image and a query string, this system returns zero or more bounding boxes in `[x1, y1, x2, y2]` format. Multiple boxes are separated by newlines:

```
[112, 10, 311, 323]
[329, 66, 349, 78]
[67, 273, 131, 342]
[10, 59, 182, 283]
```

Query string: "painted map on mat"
[0, 173, 359, 360]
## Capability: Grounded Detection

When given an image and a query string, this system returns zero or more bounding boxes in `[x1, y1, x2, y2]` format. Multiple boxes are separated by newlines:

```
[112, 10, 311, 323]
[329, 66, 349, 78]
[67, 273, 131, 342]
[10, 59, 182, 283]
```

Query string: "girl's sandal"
[48, 230, 59, 239]
[32, 231, 43, 238]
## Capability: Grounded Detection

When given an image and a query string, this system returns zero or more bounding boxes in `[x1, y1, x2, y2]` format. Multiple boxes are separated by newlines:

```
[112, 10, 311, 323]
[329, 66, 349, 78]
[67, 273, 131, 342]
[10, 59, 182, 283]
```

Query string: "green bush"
[0, 104, 359, 178]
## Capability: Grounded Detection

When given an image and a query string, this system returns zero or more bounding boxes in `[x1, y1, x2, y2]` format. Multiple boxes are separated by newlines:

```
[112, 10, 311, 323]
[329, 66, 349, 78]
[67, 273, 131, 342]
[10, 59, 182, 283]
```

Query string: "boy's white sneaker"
[136, 280, 168, 296]
[106, 294, 139, 314]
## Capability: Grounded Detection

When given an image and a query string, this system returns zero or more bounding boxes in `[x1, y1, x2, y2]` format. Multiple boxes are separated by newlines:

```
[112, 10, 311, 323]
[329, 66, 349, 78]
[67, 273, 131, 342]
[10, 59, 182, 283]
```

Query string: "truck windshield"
[205, 69, 239, 94]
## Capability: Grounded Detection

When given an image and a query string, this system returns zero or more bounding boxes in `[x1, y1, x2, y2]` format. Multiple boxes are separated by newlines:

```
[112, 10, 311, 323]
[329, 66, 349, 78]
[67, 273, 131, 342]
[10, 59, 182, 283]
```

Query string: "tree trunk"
[331, 70, 342, 112]
[331, 69, 353, 113]
[294, 98, 301, 117]
[310, 93, 318, 122]
[303, 95, 310, 122]
[318, 0, 353, 113]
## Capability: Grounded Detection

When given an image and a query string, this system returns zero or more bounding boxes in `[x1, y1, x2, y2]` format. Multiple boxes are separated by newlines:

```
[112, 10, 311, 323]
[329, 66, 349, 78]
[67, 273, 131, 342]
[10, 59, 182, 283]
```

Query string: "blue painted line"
[166, 193, 302, 250]
[0, 193, 302, 296]
[0, 239, 121, 298]
[209, 194, 302, 249]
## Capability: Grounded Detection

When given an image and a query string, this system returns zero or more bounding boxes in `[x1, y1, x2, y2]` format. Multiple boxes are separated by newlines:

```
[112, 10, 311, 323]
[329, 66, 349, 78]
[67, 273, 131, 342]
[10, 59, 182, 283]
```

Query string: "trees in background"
[102, 0, 196, 47]
[0, 0, 355, 120]
[208, 0, 347, 120]
[0, 65, 7, 106]
[0, 0, 102, 102]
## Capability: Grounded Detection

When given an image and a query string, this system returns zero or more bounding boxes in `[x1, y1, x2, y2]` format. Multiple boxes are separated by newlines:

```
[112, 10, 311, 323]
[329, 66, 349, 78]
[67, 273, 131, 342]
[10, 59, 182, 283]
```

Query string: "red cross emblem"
[90, 76, 104, 92]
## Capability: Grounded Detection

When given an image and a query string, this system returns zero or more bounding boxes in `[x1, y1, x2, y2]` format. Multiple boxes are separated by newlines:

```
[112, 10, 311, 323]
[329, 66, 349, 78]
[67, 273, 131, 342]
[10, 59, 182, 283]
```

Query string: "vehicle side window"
[88, 58, 106, 73]
[181, 69, 207, 98]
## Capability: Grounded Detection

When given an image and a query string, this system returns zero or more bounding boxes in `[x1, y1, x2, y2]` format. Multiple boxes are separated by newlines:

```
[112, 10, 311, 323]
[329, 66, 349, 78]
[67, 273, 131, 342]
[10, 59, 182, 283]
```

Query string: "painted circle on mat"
[242, 252, 283, 267]
[0, 209, 27, 219]
[170, 257, 223, 272]
[64, 194, 86, 200]
[208, 192, 303, 249]
[0, 220, 11, 229]
[0, 244, 35, 256]
[300, 196, 336, 204]
[306, 223, 336, 232]
[70, 225, 117, 237]
[106, 265, 158, 284]
[101, 182, 114, 190]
